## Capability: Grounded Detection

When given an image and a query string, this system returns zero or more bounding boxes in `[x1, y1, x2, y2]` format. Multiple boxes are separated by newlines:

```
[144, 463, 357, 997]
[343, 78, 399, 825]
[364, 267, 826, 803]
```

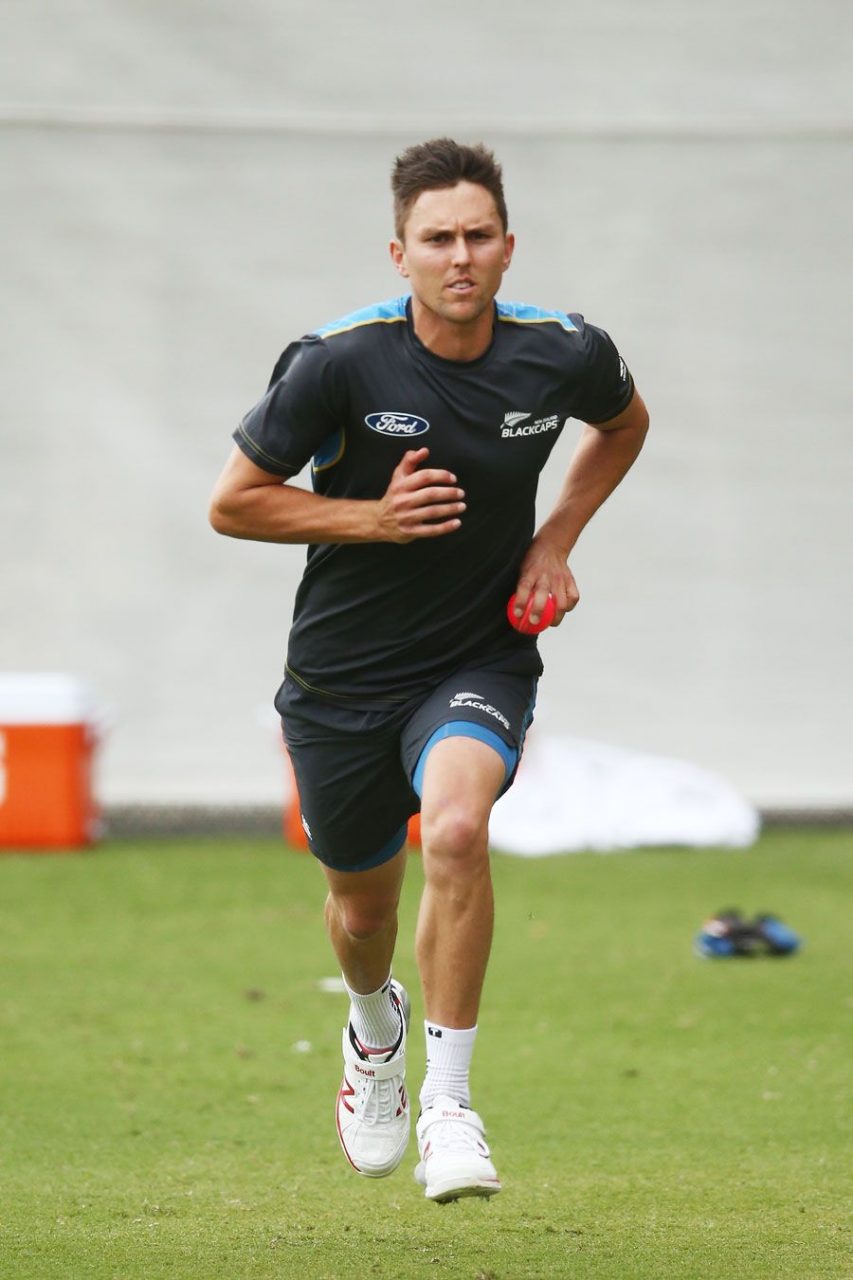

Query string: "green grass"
[0, 830, 850, 1279]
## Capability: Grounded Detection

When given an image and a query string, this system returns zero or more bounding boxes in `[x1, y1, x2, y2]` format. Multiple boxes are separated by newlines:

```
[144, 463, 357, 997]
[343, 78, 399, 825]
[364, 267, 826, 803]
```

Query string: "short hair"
[391, 138, 508, 240]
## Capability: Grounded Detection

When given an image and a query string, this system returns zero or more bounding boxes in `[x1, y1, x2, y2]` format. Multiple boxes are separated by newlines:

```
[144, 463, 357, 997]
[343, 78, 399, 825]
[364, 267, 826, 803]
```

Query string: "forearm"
[210, 479, 383, 545]
[209, 444, 465, 546]
[538, 416, 648, 557]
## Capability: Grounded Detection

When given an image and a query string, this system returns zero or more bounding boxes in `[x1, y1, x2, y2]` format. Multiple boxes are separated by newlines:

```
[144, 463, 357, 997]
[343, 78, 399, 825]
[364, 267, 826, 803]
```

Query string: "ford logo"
[365, 411, 430, 437]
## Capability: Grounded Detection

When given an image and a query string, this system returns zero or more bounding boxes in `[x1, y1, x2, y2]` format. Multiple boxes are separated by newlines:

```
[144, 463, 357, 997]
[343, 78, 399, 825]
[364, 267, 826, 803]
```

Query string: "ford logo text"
[365, 411, 430, 437]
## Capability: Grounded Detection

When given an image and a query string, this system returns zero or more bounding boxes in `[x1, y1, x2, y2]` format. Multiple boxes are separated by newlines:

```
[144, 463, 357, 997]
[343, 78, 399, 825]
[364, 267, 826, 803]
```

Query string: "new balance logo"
[427, 1026, 443, 1039]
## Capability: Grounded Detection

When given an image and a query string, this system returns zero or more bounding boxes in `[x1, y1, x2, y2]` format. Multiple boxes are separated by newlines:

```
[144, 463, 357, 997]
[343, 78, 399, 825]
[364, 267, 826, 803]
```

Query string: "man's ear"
[389, 239, 409, 278]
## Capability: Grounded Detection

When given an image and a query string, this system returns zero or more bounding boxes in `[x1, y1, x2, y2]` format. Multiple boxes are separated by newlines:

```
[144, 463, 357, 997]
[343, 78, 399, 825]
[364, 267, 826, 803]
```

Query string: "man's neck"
[410, 297, 494, 362]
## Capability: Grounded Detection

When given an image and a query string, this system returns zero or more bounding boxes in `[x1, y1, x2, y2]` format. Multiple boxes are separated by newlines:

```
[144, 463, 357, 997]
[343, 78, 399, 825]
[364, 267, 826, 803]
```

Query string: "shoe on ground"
[694, 909, 802, 958]
[751, 913, 802, 955]
[335, 979, 410, 1178]
[414, 1094, 502, 1202]
[694, 908, 761, 958]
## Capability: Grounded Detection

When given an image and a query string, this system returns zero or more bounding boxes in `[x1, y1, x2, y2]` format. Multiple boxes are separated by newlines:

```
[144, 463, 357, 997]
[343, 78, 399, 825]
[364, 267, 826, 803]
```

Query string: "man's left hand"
[512, 535, 579, 629]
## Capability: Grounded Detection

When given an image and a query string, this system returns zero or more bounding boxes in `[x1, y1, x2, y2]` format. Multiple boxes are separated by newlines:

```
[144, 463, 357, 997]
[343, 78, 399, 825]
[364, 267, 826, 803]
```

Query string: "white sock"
[419, 1021, 477, 1110]
[343, 973, 402, 1057]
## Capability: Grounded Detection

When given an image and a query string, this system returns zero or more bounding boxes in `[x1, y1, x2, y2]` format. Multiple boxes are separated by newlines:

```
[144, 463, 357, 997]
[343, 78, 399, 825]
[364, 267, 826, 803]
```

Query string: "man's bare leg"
[322, 846, 408, 994]
[416, 735, 506, 1028]
[324, 846, 412, 1178]
[413, 734, 506, 1200]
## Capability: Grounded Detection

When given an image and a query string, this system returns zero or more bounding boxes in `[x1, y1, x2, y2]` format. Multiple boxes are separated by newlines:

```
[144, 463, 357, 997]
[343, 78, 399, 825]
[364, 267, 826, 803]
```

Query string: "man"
[210, 138, 648, 1202]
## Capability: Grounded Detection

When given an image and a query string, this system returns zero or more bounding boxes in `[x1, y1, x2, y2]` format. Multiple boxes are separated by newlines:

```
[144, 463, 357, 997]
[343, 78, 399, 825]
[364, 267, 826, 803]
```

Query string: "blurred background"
[2, 0, 851, 817]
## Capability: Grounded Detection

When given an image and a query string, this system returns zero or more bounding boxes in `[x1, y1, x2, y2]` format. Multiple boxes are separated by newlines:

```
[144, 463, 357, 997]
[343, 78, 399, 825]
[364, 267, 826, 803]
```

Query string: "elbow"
[631, 392, 650, 439]
[208, 491, 236, 536]
[627, 396, 650, 453]
[631, 412, 650, 464]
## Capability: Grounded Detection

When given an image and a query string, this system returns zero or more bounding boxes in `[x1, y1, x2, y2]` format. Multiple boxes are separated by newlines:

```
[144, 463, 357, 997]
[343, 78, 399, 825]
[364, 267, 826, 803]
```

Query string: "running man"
[209, 138, 648, 1202]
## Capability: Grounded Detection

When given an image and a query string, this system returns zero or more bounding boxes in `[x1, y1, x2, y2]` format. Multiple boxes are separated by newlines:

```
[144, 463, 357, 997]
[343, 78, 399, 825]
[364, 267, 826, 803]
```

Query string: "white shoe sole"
[414, 1161, 502, 1203]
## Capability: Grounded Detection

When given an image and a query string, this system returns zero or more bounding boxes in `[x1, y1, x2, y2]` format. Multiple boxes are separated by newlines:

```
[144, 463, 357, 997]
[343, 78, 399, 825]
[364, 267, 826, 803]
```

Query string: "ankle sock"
[343, 973, 402, 1057]
[419, 1021, 477, 1109]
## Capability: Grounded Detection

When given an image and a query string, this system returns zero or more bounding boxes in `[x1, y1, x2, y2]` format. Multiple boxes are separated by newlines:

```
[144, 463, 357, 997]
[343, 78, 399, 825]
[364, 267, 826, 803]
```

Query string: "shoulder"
[496, 301, 580, 335]
[266, 297, 410, 400]
[496, 301, 604, 349]
[497, 302, 619, 364]
[311, 296, 409, 343]
[267, 333, 329, 389]
[269, 296, 409, 382]
[496, 301, 591, 358]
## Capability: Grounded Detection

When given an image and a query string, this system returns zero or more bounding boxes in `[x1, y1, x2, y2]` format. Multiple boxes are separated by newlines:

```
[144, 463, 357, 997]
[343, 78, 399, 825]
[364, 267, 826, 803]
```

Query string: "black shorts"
[277, 667, 538, 872]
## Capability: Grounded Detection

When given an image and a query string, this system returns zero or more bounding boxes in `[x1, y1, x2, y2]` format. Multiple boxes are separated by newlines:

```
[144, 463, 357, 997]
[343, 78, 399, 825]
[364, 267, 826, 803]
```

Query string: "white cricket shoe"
[414, 1095, 502, 1202]
[335, 980, 410, 1178]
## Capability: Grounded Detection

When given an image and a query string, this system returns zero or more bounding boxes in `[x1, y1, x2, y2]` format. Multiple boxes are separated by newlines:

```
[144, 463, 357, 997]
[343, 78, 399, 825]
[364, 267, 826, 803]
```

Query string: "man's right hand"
[210, 444, 465, 546]
[377, 448, 466, 543]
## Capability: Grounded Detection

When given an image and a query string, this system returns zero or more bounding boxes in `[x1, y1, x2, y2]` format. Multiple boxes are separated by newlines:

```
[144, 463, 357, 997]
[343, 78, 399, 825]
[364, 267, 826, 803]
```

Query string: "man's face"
[390, 182, 514, 328]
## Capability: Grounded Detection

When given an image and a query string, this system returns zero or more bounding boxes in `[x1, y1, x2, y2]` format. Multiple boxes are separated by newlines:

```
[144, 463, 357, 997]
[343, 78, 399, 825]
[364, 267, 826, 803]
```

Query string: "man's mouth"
[447, 278, 475, 293]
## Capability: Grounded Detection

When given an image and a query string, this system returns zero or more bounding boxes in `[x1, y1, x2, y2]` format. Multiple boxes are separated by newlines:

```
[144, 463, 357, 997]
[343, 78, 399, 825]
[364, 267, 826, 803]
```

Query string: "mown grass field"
[0, 829, 850, 1279]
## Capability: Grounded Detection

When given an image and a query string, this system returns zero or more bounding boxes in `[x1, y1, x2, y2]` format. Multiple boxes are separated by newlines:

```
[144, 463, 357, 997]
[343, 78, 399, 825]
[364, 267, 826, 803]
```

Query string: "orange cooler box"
[0, 674, 101, 850]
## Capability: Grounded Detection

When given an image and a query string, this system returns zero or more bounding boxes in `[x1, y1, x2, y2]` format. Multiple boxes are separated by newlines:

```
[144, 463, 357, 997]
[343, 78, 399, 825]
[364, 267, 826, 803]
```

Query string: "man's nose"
[451, 235, 470, 264]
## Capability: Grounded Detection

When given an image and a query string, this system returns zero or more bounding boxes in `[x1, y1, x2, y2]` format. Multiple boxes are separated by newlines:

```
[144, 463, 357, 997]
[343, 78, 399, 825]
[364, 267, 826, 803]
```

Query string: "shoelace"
[353, 1072, 402, 1126]
[347, 1022, 405, 1127]
[428, 1116, 486, 1155]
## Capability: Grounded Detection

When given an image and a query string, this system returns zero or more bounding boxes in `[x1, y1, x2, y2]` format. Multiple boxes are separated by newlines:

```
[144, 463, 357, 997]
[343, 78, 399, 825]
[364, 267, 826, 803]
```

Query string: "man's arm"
[512, 390, 649, 627]
[209, 445, 467, 545]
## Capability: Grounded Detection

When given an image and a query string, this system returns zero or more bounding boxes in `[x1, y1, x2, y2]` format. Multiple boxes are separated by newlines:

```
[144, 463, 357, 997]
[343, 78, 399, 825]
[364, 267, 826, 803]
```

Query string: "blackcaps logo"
[365, 412, 430, 437]
[449, 692, 511, 731]
[501, 412, 560, 438]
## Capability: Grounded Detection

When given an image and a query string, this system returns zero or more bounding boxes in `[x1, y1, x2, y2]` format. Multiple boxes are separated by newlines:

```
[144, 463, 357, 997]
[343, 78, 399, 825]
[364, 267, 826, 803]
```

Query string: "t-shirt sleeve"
[232, 336, 344, 476]
[567, 315, 635, 424]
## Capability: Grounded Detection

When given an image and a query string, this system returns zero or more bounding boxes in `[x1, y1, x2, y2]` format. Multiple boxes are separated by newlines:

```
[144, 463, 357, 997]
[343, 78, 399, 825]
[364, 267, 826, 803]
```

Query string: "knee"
[328, 893, 397, 943]
[420, 804, 488, 870]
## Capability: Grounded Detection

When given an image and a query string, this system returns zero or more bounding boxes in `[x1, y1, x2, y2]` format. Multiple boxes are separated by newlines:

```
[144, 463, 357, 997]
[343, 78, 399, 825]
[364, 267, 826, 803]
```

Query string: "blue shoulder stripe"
[497, 301, 577, 331]
[314, 296, 409, 339]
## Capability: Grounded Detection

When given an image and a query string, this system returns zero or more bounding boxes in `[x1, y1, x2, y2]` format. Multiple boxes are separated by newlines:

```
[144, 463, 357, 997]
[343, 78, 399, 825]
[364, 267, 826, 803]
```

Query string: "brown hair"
[391, 138, 508, 240]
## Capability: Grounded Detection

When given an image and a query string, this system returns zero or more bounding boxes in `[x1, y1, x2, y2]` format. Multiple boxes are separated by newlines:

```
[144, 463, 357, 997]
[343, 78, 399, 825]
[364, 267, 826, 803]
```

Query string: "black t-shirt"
[234, 296, 634, 704]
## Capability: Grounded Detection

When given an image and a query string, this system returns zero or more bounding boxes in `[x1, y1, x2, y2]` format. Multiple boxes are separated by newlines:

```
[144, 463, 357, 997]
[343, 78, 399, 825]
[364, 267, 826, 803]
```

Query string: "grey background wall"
[3, 1, 851, 808]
